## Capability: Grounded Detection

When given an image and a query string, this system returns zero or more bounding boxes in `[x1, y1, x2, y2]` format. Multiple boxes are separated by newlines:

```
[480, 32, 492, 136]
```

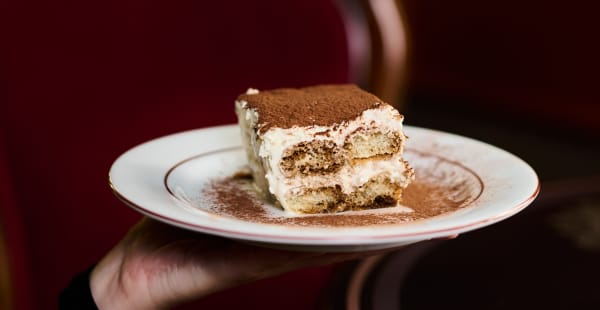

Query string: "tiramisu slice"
[235, 84, 414, 214]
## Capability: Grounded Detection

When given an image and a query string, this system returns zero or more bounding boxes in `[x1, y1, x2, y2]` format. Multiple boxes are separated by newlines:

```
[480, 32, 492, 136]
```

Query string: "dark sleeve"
[59, 265, 99, 310]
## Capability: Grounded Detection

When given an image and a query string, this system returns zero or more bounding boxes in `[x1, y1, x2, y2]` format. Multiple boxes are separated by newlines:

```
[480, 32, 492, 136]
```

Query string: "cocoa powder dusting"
[201, 175, 475, 228]
[237, 84, 386, 133]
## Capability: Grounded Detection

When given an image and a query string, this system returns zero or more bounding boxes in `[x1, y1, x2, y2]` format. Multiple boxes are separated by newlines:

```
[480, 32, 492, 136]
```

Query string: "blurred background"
[1, 0, 599, 309]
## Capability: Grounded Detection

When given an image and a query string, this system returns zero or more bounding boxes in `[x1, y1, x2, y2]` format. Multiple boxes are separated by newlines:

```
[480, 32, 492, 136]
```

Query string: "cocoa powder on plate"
[201, 176, 473, 228]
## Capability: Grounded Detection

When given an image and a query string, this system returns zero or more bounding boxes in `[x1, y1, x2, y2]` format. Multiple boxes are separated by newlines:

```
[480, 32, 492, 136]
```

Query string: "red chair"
[0, 1, 408, 308]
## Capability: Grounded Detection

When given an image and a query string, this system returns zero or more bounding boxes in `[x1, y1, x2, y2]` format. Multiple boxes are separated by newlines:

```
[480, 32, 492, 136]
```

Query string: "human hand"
[89, 217, 391, 309]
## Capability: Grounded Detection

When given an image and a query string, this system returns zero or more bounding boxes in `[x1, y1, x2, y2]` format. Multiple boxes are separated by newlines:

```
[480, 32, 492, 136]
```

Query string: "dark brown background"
[1, 0, 598, 309]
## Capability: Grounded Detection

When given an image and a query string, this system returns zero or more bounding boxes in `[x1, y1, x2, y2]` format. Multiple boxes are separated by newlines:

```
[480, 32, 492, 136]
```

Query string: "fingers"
[433, 234, 459, 240]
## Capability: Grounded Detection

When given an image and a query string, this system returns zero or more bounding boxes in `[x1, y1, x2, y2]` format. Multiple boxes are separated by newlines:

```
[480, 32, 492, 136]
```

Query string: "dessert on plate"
[235, 84, 414, 214]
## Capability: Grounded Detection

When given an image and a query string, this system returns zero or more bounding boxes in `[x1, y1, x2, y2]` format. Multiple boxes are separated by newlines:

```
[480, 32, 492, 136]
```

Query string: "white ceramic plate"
[109, 125, 539, 252]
